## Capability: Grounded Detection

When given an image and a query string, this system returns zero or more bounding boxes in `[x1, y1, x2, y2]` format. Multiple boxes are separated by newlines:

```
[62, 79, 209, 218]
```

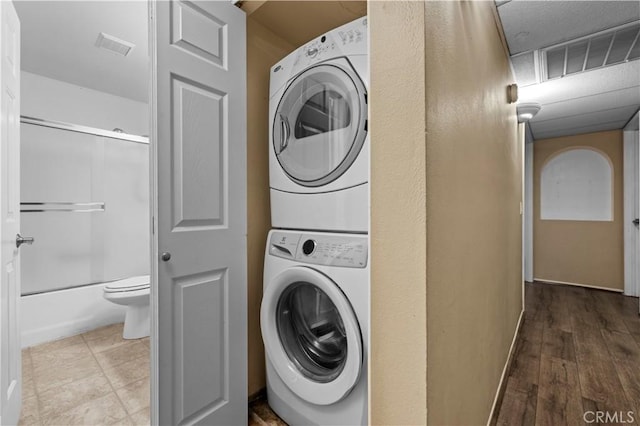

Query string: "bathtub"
[21, 282, 126, 348]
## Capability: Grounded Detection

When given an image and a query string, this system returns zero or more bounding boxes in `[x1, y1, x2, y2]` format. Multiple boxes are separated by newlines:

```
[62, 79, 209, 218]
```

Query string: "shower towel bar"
[20, 115, 149, 144]
[20, 202, 105, 213]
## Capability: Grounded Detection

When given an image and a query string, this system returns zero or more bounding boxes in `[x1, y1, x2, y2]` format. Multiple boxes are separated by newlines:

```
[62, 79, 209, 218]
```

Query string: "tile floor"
[19, 323, 150, 426]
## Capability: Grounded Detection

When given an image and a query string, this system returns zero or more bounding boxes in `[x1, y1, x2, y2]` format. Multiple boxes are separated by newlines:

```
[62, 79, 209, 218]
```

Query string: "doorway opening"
[15, 1, 151, 424]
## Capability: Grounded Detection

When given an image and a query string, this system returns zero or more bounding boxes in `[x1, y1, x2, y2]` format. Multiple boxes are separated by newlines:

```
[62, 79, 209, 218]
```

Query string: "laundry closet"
[240, 0, 367, 404]
[242, 1, 523, 425]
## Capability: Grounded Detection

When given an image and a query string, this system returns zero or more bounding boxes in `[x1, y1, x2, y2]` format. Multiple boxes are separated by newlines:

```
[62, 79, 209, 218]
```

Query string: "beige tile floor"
[19, 323, 150, 426]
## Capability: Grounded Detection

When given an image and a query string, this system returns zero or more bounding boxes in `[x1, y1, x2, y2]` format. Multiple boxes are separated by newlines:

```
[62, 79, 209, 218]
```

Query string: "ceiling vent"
[542, 21, 640, 81]
[95, 32, 135, 57]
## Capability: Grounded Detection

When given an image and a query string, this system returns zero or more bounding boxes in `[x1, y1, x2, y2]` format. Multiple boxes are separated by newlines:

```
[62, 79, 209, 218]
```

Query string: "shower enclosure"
[20, 116, 149, 345]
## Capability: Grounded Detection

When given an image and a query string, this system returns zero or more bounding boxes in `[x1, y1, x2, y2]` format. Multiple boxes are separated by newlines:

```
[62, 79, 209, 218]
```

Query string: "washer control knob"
[302, 239, 316, 256]
[306, 47, 318, 57]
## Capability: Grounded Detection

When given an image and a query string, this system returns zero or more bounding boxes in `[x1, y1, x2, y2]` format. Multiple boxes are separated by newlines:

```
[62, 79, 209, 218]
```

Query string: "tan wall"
[533, 130, 624, 290]
[369, 2, 428, 424]
[423, 2, 522, 424]
[246, 17, 293, 397]
[370, 1, 522, 424]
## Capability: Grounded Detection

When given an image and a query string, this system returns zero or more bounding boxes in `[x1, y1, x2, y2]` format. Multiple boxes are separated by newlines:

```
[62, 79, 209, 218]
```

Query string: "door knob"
[161, 252, 171, 262]
[16, 234, 34, 248]
[633, 218, 639, 226]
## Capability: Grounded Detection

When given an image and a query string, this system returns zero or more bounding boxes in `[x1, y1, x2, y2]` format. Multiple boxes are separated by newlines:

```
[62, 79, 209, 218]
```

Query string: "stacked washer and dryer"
[260, 17, 370, 426]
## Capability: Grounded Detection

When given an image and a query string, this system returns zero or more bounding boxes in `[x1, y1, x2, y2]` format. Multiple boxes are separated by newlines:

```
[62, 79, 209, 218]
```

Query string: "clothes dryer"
[269, 17, 368, 233]
[261, 229, 368, 425]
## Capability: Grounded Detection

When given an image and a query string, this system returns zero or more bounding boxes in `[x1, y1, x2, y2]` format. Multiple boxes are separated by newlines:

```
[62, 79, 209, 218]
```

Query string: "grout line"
[83, 325, 150, 418]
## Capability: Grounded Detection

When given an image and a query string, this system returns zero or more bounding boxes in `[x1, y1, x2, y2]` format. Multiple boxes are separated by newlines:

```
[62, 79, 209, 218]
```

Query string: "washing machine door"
[273, 59, 367, 187]
[261, 266, 363, 405]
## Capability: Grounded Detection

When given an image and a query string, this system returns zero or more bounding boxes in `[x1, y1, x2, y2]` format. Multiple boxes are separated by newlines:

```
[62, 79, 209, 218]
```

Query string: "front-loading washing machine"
[261, 229, 368, 425]
[269, 17, 369, 233]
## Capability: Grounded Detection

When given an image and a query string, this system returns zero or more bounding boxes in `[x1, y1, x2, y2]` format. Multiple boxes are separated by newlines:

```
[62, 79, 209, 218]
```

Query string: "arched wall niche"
[540, 147, 613, 221]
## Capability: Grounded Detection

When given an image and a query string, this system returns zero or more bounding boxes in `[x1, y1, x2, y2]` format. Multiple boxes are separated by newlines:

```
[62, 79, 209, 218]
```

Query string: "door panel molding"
[150, 1, 246, 425]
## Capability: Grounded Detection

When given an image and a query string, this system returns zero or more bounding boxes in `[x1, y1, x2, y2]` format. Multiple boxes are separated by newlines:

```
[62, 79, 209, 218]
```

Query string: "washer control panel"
[269, 231, 368, 269]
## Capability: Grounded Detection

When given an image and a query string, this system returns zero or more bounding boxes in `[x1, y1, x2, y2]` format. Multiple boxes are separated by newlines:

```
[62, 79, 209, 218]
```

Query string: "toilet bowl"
[103, 275, 150, 339]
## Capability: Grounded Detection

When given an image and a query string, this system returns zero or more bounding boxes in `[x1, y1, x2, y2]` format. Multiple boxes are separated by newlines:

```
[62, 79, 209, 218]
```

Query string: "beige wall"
[369, 2, 428, 424]
[533, 130, 624, 290]
[370, 1, 522, 424]
[246, 17, 293, 398]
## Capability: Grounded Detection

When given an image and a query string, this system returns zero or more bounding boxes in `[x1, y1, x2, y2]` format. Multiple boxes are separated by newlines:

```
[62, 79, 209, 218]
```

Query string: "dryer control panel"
[269, 231, 368, 269]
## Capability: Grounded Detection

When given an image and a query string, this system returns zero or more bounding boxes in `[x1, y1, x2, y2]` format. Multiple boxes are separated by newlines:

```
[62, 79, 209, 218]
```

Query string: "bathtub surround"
[21, 71, 148, 136]
[20, 120, 149, 347]
[21, 284, 125, 348]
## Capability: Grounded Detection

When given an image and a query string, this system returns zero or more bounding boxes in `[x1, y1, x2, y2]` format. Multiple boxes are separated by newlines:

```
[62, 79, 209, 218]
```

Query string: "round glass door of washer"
[261, 267, 363, 405]
[273, 62, 367, 187]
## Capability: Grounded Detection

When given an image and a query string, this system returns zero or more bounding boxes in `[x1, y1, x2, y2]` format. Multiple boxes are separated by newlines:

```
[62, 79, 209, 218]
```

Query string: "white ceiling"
[15, 1, 148, 103]
[496, 0, 640, 140]
[13, 0, 640, 138]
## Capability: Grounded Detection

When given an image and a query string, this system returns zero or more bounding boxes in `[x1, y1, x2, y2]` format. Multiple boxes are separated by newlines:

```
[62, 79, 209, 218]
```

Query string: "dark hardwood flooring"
[249, 397, 288, 426]
[497, 281, 640, 426]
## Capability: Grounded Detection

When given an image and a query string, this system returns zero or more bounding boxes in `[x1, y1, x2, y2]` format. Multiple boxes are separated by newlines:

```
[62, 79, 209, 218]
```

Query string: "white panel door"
[150, 1, 247, 425]
[0, 1, 21, 425]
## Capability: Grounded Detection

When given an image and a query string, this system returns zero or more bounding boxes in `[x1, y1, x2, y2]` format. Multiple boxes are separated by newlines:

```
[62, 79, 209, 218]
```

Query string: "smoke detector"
[95, 32, 135, 57]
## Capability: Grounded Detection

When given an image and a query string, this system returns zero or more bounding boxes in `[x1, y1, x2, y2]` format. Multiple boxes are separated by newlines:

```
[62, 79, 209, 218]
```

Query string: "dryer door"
[273, 60, 367, 187]
[261, 266, 363, 405]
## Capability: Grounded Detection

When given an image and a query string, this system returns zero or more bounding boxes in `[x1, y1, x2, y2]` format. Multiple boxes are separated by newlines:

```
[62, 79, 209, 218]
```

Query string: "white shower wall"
[21, 124, 150, 294]
[22, 71, 148, 136]
[21, 72, 149, 346]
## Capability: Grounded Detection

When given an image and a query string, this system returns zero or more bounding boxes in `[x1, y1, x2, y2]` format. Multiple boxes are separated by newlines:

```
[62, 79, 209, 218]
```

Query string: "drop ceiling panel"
[531, 87, 640, 122]
[518, 61, 640, 104]
[533, 119, 629, 140]
[532, 105, 639, 132]
[497, 0, 640, 54]
[15, 1, 148, 103]
[511, 52, 537, 86]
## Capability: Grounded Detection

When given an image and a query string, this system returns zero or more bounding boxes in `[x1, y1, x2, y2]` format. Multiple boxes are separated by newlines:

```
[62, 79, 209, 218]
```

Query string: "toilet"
[103, 275, 150, 339]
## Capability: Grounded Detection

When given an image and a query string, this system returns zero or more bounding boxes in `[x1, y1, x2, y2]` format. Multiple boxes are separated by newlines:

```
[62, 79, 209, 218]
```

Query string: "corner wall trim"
[487, 309, 524, 426]
[534, 278, 624, 293]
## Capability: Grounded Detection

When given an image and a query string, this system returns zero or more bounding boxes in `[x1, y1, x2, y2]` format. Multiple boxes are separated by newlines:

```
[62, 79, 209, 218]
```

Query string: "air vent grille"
[543, 22, 640, 80]
[95, 32, 135, 57]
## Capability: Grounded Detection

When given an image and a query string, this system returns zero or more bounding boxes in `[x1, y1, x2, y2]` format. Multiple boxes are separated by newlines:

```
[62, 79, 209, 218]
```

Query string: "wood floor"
[496, 281, 640, 426]
[249, 398, 288, 426]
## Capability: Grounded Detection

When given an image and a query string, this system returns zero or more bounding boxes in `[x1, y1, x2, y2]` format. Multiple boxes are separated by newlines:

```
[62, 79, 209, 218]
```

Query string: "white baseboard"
[21, 283, 126, 348]
[487, 309, 524, 426]
[534, 278, 624, 293]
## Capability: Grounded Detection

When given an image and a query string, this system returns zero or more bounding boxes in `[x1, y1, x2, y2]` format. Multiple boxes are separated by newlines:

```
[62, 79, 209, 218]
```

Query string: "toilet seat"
[103, 275, 150, 339]
[104, 275, 150, 293]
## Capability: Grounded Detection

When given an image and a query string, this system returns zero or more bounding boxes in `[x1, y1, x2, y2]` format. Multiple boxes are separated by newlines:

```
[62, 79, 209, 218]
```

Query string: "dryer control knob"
[302, 239, 316, 256]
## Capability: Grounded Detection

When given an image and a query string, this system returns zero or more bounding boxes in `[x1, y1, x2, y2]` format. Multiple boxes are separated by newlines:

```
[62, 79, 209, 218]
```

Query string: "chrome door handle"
[16, 234, 34, 248]
[279, 114, 290, 153]
[161, 252, 171, 262]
